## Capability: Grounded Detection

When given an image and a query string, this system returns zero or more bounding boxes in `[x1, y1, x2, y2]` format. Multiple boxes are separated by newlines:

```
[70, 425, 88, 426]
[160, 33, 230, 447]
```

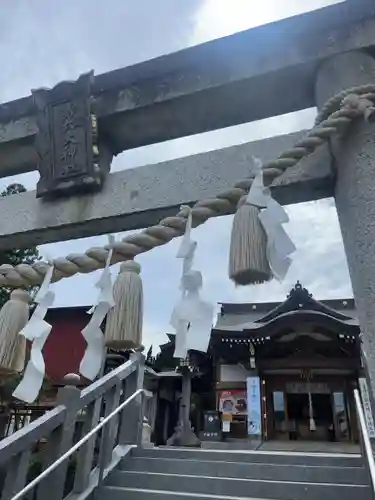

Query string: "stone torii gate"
[0, 1, 375, 498]
[0, 1, 374, 402]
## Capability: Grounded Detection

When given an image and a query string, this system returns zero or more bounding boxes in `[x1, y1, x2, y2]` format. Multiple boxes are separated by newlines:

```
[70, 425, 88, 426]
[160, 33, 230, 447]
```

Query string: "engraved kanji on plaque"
[32, 71, 109, 199]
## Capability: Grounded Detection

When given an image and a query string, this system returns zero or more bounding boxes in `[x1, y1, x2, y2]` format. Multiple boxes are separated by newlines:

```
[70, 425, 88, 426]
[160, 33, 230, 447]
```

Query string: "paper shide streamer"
[79, 235, 116, 381]
[171, 206, 214, 359]
[12, 258, 55, 404]
[247, 158, 296, 282]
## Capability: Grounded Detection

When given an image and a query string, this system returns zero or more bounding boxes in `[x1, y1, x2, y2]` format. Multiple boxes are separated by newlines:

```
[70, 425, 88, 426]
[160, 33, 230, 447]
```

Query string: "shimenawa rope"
[0, 85, 374, 288]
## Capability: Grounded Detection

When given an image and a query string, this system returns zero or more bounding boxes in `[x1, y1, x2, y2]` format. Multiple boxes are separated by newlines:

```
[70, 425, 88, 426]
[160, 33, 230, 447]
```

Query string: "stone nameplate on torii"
[32, 72, 112, 199]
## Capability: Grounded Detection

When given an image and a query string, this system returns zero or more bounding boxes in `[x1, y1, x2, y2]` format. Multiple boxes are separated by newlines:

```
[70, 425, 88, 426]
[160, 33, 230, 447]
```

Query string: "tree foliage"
[0, 183, 40, 308]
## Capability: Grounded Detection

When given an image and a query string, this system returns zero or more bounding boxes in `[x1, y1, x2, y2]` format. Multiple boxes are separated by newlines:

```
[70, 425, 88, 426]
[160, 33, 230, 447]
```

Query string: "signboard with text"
[246, 376, 262, 436]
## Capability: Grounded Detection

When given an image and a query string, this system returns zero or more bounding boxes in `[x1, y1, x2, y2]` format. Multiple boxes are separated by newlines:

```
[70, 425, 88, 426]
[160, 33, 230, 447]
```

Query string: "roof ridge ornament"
[287, 281, 312, 302]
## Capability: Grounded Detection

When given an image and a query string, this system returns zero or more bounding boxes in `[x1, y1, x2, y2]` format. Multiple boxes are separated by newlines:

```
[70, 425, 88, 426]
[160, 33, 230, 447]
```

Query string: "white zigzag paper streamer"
[247, 158, 296, 282]
[171, 206, 214, 359]
[13, 259, 55, 403]
[79, 235, 115, 380]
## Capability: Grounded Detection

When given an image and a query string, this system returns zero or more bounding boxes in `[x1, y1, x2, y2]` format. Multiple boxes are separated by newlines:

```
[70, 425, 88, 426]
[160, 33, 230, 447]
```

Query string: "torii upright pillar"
[315, 50, 375, 406]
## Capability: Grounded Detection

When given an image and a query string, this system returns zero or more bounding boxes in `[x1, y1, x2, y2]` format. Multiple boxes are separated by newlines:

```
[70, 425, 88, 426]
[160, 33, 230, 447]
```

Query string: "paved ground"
[202, 439, 360, 454]
[258, 440, 360, 454]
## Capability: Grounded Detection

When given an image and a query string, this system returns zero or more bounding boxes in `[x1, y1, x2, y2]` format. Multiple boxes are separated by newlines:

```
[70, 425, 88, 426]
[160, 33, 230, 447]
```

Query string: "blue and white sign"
[246, 376, 262, 436]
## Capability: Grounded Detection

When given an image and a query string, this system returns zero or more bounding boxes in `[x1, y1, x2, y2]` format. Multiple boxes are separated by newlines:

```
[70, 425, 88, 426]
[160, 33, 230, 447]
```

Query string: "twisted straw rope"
[1, 85, 375, 288]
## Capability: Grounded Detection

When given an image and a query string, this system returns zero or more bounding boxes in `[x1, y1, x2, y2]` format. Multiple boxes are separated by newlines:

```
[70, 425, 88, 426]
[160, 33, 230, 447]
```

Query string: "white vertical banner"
[246, 376, 262, 436]
[359, 378, 375, 438]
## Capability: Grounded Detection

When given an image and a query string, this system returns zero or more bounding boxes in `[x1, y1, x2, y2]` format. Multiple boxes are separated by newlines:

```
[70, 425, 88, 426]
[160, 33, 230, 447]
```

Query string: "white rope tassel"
[80, 235, 115, 381]
[171, 206, 214, 358]
[12, 262, 55, 403]
[0, 289, 31, 373]
[229, 158, 271, 286]
[104, 260, 143, 350]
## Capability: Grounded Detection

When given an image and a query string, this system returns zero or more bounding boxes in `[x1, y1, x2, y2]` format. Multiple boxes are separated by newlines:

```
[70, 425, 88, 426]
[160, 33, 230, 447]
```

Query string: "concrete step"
[106, 470, 371, 500]
[120, 456, 368, 485]
[131, 447, 364, 468]
[100, 486, 279, 500]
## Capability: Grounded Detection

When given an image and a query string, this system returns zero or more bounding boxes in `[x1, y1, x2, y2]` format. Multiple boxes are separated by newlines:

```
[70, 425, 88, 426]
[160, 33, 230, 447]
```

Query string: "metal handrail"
[11, 388, 145, 500]
[353, 388, 375, 495]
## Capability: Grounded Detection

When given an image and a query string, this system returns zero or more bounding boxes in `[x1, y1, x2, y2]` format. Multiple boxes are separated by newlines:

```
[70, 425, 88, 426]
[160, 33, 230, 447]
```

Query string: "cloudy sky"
[0, 0, 352, 351]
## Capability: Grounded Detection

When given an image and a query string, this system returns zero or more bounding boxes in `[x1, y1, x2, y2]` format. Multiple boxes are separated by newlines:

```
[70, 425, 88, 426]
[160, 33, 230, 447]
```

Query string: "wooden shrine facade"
[210, 282, 363, 443]
[151, 282, 365, 445]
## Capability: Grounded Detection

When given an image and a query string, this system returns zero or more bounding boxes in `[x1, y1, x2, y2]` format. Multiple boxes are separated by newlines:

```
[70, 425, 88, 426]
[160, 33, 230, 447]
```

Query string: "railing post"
[1, 448, 32, 500]
[73, 350, 108, 494]
[118, 353, 145, 446]
[142, 390, 153, 447]
[95, 380, 122, 499]
[72, 398, 102, 494]
[36, 374, 81, 500]
[101, 380, 122, 467]
[354, 390, 375, 498]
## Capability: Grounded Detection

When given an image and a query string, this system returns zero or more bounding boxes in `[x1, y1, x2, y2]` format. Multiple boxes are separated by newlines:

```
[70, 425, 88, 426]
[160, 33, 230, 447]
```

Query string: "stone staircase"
[99, 446, 372, 500]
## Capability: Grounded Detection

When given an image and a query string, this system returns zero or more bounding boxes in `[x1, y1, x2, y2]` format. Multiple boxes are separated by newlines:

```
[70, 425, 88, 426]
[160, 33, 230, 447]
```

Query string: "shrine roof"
[213, 282, 359, 337]
[46, 305, 91, 316]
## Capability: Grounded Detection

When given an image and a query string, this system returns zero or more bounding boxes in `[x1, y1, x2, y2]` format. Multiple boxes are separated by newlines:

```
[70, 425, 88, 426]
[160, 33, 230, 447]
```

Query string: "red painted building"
[0, 306, 93, 438]
[42, 306, 91, 382]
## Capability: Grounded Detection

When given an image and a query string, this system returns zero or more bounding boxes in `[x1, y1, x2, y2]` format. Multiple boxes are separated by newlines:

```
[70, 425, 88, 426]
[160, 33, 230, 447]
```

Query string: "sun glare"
[192, 0, 343, 44]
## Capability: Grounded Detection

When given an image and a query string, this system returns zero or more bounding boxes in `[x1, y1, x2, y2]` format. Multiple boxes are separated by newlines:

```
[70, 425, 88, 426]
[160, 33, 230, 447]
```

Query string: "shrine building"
[151, 282, 369, 446]
[2, 283, 368, 446]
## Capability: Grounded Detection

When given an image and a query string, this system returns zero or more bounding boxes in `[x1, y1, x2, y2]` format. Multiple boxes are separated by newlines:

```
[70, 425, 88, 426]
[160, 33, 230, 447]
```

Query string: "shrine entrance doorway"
[266, 372, 357, 443]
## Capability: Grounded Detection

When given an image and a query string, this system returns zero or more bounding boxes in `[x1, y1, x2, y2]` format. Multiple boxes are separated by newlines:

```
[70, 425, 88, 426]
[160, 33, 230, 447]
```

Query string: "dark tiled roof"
[215, 282, 358, 335]
[219, 283, 355, 318]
